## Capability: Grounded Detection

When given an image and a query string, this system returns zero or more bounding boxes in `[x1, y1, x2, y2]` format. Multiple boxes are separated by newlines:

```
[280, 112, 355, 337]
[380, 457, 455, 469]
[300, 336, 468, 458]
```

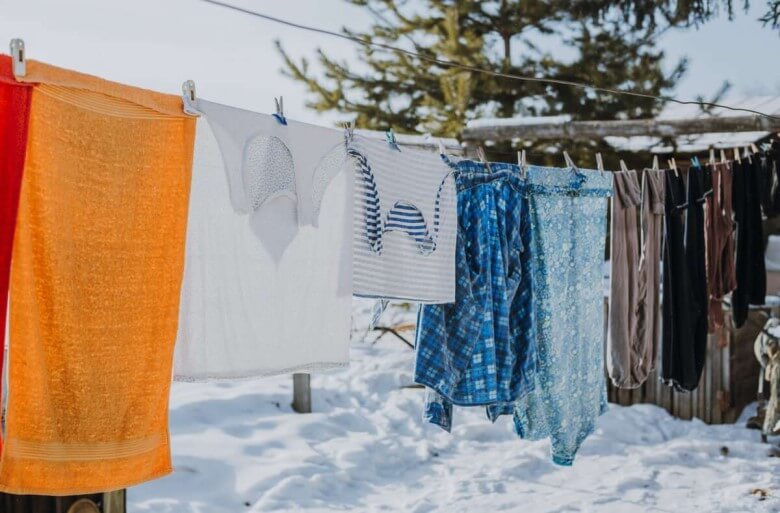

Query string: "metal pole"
[292, 373, 312, 413]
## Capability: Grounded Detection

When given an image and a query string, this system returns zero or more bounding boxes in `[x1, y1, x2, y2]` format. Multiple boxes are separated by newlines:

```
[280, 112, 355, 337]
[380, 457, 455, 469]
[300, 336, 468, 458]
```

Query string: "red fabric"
[0, 55, 32, 453]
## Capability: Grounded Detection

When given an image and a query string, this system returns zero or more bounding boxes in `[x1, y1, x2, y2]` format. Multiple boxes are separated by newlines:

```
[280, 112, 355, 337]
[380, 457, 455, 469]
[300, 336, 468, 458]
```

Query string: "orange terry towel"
[0, 61, 195, 495]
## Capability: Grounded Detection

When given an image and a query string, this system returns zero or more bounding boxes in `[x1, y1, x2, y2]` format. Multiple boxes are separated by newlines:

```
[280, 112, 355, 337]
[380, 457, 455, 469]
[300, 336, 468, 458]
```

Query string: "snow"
[467, 115, 573, 128]
[130, 302, 780, 512]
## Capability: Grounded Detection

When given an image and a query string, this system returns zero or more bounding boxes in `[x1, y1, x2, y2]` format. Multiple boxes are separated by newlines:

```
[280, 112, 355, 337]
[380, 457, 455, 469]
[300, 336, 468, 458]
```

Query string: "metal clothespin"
[273, 96, 287, 125]
[10, 39, 26, 79]
[181, 80, 199, 116]
[744, 146, 753, 164]
[385, 128, 400, 151]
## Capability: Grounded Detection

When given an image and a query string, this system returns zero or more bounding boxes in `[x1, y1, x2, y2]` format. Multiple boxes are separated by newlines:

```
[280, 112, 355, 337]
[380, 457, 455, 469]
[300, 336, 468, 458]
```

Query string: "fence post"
[292, 373, 312, 413]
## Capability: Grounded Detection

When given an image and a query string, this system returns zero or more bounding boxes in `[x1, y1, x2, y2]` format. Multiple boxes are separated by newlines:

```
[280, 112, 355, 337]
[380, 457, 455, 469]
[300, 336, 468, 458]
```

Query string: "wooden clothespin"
[709, 148, 716, 165]
[744, 146, 752, 164]
[619, 159, 629, 172]
[10, 38, 26, 79]
[652, 155, 660, 171]
[667, 157, 679, 177]
[751, 143, 760, 154]
[563, 150, 576, 169]
[181, 80, 199, 116]
[720, 149, 727, 163]
[476, 146, 492, 172]
[595, 153, 605, 174]
[273, 96, 287, 125]
[733, 146, 741, 163]
[518, 149, 527, 178]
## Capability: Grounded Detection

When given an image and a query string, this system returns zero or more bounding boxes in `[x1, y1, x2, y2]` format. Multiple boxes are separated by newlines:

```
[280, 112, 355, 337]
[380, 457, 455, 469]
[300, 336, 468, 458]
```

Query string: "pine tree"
[277, 0, 688, 141]
[761, 0, 780, 29]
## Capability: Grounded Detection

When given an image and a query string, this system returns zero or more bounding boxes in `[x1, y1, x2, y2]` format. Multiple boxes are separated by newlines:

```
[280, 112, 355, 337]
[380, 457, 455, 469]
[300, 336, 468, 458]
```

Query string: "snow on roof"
[608, 96, 780, 153]
[465, 97, 779, 153]
[466, 115, 572, 128]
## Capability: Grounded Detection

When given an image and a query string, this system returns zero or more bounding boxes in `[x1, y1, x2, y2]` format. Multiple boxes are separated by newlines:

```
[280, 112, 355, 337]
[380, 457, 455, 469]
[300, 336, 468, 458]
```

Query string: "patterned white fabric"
[349, 135, 457, 303]
[174, 105, 353, 380]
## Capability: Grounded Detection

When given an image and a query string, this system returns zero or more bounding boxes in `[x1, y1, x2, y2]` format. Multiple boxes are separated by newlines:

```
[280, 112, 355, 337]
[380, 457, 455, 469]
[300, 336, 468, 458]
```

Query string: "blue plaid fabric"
[414, 159, 536, 431]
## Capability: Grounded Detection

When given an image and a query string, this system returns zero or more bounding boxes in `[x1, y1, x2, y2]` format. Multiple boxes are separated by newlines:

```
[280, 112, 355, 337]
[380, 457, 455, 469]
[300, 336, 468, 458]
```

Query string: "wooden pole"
[292, 373, 312, 413]
[462, 115, 780, 142]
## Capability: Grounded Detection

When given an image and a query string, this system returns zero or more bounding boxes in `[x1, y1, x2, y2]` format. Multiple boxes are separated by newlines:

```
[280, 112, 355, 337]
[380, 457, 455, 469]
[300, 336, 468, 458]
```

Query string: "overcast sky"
[0, 0, 777, 126]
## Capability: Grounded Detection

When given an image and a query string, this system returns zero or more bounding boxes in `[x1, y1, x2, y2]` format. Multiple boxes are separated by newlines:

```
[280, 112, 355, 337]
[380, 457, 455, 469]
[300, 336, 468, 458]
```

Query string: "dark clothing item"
[705, 162, 737, 331]
[684, 167, 708, 389]
[661, 170, 699, 392]
[732, 158, 767, 328]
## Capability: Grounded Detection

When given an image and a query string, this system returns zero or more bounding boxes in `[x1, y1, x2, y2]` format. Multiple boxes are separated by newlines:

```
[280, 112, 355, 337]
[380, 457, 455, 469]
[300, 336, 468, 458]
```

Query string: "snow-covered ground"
[131, 302, 779, 512]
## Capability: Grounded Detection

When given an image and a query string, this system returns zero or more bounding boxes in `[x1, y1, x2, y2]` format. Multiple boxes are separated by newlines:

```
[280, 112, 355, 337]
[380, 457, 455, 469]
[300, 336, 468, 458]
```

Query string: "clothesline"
[0, 43, 778, 498]
[200, 0, 780, 122]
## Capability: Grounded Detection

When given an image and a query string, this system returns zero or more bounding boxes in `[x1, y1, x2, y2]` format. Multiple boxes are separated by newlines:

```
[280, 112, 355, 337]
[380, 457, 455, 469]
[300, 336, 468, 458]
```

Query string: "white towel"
[174, 103, 353, 380]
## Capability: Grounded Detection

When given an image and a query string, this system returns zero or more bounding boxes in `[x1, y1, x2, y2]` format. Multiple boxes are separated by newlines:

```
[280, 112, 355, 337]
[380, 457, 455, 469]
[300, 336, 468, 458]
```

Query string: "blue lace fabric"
[414, 159, 536, 431]
[511, 165, 612, 465]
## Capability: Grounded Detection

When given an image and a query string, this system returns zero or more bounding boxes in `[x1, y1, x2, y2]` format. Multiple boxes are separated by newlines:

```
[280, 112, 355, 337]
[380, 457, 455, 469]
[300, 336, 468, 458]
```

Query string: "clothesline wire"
[200, 0, 780, 122]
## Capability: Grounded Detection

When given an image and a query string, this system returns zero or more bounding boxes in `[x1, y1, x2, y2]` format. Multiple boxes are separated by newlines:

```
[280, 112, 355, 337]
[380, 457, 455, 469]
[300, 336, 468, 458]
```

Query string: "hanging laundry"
[512, 165, 612, 466]
[414, 159, 535, 431]
[661, 169, 699, 391]
[0, 54, 32, 455]
[348, 134, 457, 303]
[173, 101, 352, 380]
[607, 169, 664, 389]
[686, 164, 709, 387]
[705, 162, 737, 331]
[732, 157, 767, 327]
[0, 61, 194, 495]
[661, 169, 701, 391]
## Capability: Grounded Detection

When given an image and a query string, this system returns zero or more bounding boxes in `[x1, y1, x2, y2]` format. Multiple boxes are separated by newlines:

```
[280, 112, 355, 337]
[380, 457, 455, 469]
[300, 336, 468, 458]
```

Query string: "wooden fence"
[605, 300, 769, 424]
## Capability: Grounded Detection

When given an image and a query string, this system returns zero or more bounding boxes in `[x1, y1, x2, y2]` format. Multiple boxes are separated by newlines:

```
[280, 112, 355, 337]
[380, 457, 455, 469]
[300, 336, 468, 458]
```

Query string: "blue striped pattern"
[348, 146, 450, 256]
